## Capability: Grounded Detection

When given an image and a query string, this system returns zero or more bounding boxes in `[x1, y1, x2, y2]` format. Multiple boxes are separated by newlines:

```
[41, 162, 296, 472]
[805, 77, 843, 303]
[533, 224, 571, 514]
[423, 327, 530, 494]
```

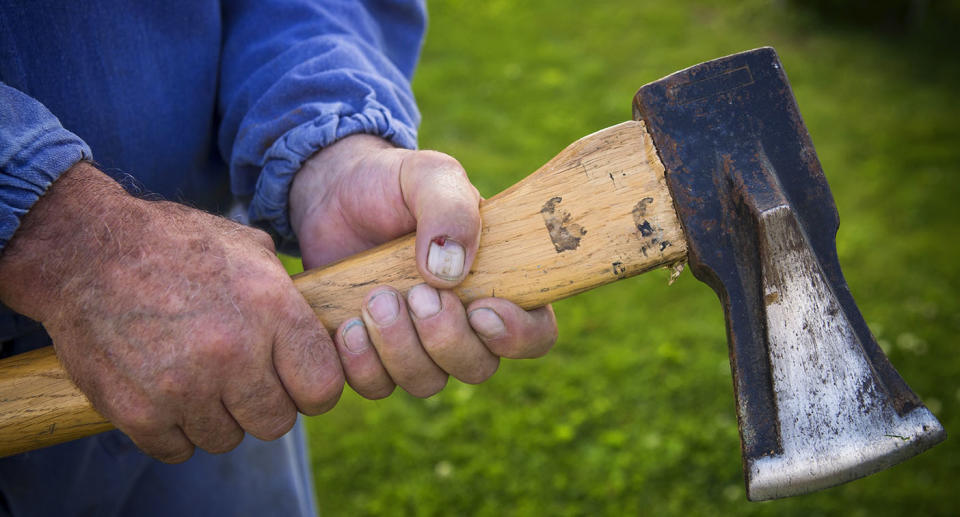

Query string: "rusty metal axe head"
[633, 47, 945, 501]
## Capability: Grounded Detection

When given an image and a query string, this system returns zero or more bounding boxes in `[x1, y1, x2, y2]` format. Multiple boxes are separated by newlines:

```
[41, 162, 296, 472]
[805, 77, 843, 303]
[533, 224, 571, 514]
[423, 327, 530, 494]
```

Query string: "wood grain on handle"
[0, 346, 113, 456]
[0, 120, 687, 457]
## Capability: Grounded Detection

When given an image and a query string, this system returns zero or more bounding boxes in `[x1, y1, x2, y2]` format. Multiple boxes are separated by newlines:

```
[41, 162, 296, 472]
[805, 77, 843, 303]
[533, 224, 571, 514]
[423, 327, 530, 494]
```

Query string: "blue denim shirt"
[0, 0, 424, 341]
[0, 2, 425, 514]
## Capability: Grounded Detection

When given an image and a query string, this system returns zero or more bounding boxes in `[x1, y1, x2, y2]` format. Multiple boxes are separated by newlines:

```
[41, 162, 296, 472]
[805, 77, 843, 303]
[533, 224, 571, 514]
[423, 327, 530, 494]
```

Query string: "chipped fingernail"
[408, 284, 441, 319]
[468, 308, 506, 339]
[427, 236, 465, 280]
[342, 319, 370, 354]
[367, 291, 399, 325]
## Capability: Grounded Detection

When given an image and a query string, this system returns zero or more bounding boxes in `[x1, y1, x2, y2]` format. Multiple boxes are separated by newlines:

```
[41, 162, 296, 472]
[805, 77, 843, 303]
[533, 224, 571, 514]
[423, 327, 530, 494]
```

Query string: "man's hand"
[0, 163, 344, 462]
[290, 135, 557, 399]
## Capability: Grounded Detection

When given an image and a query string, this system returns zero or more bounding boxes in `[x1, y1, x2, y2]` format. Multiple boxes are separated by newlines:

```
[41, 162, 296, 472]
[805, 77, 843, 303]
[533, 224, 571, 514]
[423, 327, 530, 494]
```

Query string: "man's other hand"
[290, 135, 557, 400]
[0, 163, 344, 462]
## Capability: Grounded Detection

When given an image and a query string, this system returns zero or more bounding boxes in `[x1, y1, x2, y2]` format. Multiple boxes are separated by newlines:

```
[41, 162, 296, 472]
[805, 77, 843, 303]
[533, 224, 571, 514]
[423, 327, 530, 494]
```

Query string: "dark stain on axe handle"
[612, 261, 626, 276]
[632, 198, 672, 255]
[632, 197, 654, 217]
[540, 197, 586, 253]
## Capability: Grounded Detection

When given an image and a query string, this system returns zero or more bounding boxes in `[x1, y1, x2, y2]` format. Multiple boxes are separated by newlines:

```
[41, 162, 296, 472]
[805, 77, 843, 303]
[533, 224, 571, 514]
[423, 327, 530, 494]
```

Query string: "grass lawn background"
[284, 1, 960, 514]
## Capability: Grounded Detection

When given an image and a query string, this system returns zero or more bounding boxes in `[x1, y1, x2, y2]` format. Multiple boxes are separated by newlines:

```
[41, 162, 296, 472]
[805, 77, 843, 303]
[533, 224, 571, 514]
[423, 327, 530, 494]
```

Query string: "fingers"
[360, 287, 448, 398]
[127, 425, 196, 464]
[399, 151, 482, 288]
[467, 299, 558, 359]
[221, 366, 299, 442]
[333, 319, 396, 399]
[336, 284, 558, 400]
[180, 401, 245, 455]
[407, 286, 499, 384]
[103, 394, 196, 463]
[271, 291, 345, 416]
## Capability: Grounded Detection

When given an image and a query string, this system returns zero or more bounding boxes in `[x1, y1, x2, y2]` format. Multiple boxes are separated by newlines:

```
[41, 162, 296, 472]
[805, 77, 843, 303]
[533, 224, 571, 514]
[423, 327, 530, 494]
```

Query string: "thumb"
[399, 150, 481, 288]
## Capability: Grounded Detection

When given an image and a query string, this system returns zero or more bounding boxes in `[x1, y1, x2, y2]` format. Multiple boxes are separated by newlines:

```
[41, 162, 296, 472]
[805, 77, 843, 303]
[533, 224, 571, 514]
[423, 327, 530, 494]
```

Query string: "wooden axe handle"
[0, 120, 686, 457]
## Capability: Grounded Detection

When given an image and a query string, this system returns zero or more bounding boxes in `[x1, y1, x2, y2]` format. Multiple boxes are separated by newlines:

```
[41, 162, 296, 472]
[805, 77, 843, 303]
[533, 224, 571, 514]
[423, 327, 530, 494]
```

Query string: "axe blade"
[633, 47, 945, 500]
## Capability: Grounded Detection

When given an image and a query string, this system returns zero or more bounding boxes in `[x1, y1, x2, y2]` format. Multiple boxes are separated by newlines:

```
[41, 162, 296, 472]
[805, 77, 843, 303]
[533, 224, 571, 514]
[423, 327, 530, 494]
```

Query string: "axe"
[0, 47, 944, 500]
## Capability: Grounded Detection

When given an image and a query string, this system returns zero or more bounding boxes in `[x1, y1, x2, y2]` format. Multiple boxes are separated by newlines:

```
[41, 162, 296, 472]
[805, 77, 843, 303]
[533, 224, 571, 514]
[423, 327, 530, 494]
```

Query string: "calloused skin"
[0, 134, 556, 462]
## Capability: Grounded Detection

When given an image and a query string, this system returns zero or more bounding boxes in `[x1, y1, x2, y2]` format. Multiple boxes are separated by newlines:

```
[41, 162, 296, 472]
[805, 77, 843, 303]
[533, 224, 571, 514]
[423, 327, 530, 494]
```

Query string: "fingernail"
[342, 319, 370, 353]
[427, 237, 465, 280]
[367, 291, 399, 325]
[408, 284, 441, 319]
[468, 308, 506, 339]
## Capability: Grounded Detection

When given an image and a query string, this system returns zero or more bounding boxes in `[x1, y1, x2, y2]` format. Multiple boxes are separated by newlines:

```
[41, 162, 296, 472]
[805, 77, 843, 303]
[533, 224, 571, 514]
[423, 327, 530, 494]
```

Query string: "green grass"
[293, 1, 960, 514]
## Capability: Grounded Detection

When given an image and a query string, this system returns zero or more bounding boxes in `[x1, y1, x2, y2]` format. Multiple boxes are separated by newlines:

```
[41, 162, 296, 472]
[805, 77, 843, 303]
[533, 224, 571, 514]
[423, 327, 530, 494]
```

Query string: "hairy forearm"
[0, 162, 137, 321]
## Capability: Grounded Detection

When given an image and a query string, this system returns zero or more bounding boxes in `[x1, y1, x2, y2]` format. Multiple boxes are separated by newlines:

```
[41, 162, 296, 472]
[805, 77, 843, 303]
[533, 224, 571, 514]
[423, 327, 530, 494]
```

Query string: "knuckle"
[115, 402, 163, 435]
[222, 376, 296, 440]
[414, 150, 464, 174]
[183, 412, 243, 454]
[298, 369, 345, 416]
[255, 409, 298, 441]
[452, 209, 482, 236]
[494, 339, 527, 360]
[155, 444, 195, 464]
[531, 325, 559, 358]
[244, 274, 285, 305]
[342, 360, 395, 401]
[421, 328, 460, 358]
[195, 331, 246, 366]
[282, 305, 326, 343]
[128, 428, 194, 464]
[356, 380, 395, 400]
[404, 373, 448, 399]
[201, 428, 245, 455]
[276, 326, 344, 416]
[459, 357, 499, 385]
[153, 369, 191, 399]
[246, 227, 276, 251]
[501, 314, 558, 359]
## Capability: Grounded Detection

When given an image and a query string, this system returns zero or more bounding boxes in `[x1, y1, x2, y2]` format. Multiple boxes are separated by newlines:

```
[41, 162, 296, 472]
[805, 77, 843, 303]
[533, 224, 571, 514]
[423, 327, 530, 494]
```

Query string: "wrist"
[289, 134, 395, 239]
[0, 162, 138, 320]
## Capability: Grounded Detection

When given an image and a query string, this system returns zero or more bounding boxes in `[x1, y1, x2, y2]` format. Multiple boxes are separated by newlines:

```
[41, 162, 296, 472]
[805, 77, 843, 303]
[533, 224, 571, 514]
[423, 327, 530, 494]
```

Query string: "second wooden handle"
[0, 120, 686, 458]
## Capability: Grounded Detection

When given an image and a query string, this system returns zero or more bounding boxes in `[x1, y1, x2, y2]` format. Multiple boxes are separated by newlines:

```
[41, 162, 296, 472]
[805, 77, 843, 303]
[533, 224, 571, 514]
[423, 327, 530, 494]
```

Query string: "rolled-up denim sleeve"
[0, 83, 92, 251]
[218, 0, 426, 251]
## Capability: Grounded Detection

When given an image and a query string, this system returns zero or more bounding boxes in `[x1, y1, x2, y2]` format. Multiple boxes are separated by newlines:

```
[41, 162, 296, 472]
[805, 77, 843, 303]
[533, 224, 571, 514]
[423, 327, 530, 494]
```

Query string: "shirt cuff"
[248, 104, 417, 254]
[0, 122, 93, 250]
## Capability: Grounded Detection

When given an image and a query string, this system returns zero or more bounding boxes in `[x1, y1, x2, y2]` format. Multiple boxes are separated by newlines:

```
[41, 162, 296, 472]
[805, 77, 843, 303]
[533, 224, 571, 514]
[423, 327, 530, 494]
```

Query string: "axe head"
[633, 47, 945, 501]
